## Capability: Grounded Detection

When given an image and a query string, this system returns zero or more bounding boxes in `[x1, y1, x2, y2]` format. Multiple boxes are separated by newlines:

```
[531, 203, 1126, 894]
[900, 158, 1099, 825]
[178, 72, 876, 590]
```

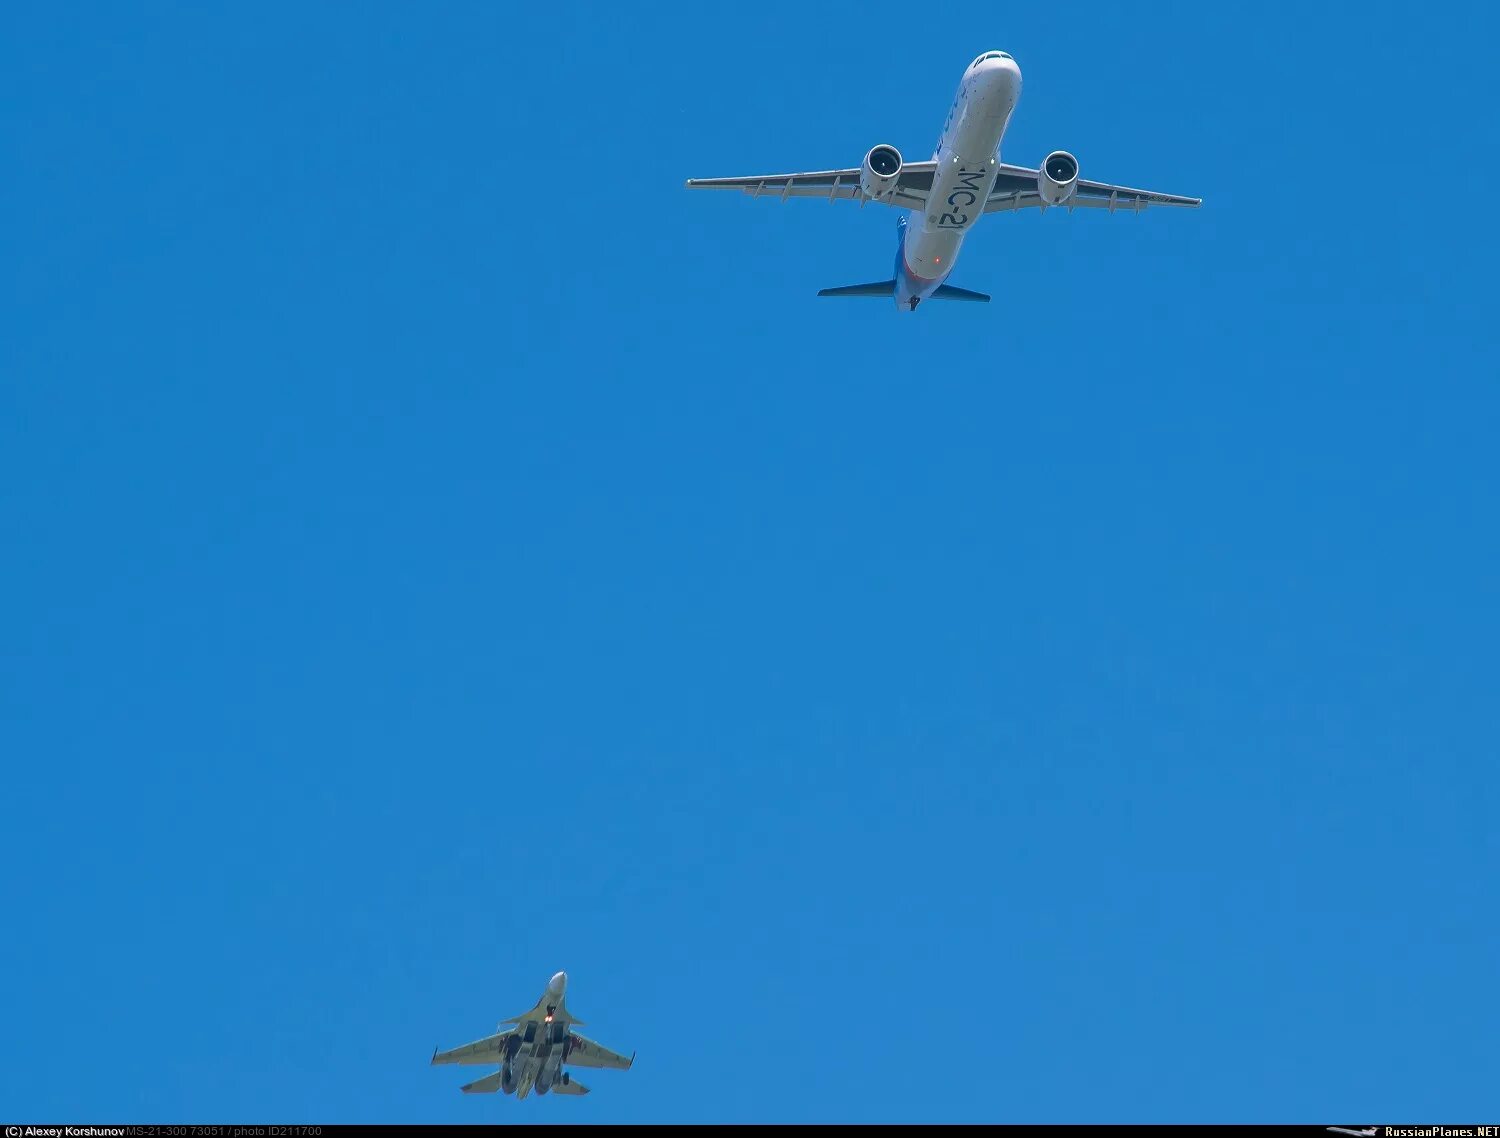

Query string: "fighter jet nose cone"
[549, 971, 567, 993]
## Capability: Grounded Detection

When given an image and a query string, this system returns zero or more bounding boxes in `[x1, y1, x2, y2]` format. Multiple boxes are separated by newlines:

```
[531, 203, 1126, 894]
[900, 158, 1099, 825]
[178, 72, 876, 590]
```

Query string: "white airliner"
[686, 50, 1200, 311]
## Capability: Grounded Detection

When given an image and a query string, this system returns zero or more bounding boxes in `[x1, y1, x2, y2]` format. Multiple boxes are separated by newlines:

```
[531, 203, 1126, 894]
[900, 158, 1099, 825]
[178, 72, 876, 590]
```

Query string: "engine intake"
[861, 144, 903, 200]
[1038, 150, 1079, 205]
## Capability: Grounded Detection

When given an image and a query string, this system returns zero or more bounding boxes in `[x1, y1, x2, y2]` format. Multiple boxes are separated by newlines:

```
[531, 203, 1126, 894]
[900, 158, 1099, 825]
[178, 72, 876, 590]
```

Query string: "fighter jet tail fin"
[459, 1071, 505, 1094]
[553, 1075, 590, 1095]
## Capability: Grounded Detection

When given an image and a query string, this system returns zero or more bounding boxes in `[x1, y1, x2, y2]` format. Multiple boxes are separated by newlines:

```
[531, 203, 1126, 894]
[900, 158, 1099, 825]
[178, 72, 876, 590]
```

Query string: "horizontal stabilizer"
[816, 280, 990, 302]
[459, 1071, 505, 1094]
[817, 279, 896, 298]
[554, 1076, 590, 1095]
[931, 284, 990, 302]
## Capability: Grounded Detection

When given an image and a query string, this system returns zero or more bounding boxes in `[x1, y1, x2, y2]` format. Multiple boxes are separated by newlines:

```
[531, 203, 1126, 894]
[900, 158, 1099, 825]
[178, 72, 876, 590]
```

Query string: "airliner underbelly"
[900, 58, 1020, 296]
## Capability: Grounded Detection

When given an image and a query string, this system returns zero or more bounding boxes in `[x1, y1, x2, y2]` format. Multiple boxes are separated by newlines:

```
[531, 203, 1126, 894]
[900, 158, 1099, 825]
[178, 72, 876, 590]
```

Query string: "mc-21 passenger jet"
[686, 51, 1200, 311]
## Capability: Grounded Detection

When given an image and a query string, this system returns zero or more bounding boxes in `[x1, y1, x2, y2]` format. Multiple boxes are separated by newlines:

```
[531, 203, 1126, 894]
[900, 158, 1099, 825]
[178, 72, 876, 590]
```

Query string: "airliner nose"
[972, 50, 1018, 81]
[991, 55, 1021, 86]
[549, 971, 567, 994]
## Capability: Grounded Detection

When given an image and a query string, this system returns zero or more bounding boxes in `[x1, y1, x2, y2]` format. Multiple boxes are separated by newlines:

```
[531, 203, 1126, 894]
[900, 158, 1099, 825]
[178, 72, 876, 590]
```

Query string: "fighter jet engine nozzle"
[1038, 150, 1079, 205]
[861, 144, 904, 201]
[500, 1065, 516, 1095]
[548, 970, 568, 995]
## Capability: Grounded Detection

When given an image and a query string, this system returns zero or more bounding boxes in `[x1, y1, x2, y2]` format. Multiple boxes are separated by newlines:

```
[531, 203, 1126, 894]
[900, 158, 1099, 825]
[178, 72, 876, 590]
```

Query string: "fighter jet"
[430, 971, 634, 1099]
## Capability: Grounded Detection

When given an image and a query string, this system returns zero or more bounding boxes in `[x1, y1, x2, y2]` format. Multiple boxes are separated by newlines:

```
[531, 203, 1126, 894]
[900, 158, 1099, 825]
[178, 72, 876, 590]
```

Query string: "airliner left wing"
[982, 164, 1200, 213]
[686, 164, 937, 209]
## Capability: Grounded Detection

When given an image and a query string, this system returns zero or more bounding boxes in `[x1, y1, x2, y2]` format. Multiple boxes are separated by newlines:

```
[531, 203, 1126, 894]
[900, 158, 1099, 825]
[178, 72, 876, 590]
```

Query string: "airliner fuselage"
[895, 51, 1022, 309]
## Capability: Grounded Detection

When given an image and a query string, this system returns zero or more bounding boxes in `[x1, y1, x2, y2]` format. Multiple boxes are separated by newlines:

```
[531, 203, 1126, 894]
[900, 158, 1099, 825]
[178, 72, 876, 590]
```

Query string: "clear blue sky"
[2, 1, 1496, 1124]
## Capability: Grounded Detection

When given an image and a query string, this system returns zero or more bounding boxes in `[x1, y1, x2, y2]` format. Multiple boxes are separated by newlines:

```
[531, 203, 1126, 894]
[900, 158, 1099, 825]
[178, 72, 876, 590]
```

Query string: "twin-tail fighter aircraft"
[686, 50, 1201, 311]
[431, 971, 634, 1100]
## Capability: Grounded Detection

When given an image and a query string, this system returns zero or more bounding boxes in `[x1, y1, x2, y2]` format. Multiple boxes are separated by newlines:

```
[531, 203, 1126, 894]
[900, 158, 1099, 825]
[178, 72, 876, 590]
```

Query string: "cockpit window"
[978, 51, 1011, 63]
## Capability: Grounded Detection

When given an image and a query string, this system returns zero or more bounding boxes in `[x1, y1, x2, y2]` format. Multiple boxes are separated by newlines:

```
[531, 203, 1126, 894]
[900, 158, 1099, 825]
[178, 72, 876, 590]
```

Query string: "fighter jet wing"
[431, 1030, 513, 1066]
[566, 1033, 634, 1070]
[552, 1076, 590, 1095]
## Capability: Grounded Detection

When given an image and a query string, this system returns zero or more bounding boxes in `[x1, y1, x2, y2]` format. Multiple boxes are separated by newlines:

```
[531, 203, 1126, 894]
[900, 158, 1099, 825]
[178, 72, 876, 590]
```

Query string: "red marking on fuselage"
[902, 249, 942, 286]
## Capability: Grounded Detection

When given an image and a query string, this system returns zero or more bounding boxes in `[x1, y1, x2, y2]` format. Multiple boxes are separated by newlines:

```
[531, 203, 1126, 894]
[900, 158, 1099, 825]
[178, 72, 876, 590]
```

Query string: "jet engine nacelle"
[500, 1066, 516, 1095]
[1038, 150, 1080, 205]
[861, 144, 903, 200]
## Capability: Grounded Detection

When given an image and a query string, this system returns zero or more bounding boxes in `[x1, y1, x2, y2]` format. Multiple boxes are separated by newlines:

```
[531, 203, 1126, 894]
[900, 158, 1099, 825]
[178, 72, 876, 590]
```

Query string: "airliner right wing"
[685, 163, 937, 210]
